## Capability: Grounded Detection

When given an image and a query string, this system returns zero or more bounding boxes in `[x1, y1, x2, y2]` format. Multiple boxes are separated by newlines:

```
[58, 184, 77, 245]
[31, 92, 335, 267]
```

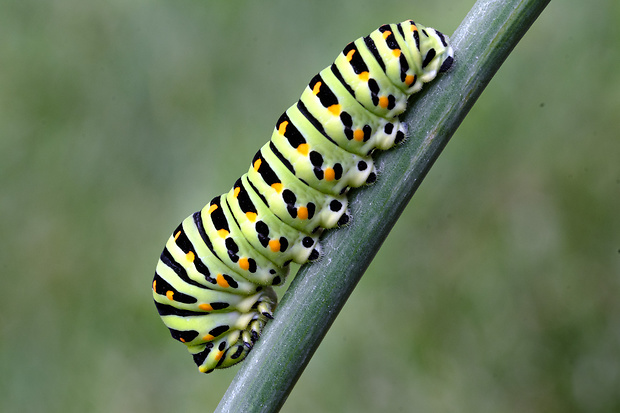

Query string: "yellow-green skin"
[153, 20, 454, 373]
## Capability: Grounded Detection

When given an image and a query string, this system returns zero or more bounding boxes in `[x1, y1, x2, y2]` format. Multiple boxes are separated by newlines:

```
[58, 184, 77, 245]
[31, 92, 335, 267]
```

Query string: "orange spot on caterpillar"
[353, 129, 365, 142]
[199, 303, 213, 311]
[239, 258, 250, 271]
[246, 212, 257, 222]
[217, 229, 229, 238]
[174, 231, 181, 241]
[208, 204, 218, 214]
[328, 104, 341, 116]
[269, 239, 281, 252]
[271, 183, 283, 193]
[278, 120, 288, 135]
[216, 274, 230, 288]
[166, 290, 174, 300]
[202, 334, 215, 341]
[379, 96, 389, 109]
[358, 72, 369, 82]
[312, 81, 322, 95]
[297, 206, 308, 220]
[392, 49, 401, 57]
[253, 158, 262, 171]
[346, 49, 355, 61]
[214, 351, 223, 361]
[405, 75, 416, 85]
[324, 168, 336, 181]
[411, 25, 418, 32]
[180, 337, 186, 343]
[152, 280, 157, 290]
[382, 30, 392, 39]
[234, 186, 240, 197]
[297, 143, 309, 156]
[186, 251, 195, 262]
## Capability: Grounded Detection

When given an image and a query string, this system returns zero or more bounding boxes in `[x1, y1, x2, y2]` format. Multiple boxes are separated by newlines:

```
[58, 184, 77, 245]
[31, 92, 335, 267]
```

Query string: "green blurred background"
[1, 0, 618, 411]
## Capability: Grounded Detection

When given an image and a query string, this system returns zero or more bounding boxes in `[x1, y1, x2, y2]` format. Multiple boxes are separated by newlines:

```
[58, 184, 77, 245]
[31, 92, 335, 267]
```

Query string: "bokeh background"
[2, 0, 618, 411]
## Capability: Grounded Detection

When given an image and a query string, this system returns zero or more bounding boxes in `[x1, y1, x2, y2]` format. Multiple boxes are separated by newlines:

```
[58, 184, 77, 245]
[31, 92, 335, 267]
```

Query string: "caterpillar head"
[170, 288, 278, 373]
[419, 27, 455, 83]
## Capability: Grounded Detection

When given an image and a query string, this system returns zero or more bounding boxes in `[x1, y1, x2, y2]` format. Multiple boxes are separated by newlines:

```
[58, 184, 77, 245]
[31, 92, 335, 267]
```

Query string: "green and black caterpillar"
[153, 20, 454, 373]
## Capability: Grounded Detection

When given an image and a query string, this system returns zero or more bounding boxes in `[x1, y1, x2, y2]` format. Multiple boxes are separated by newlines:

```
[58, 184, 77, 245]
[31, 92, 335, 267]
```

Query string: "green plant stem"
[215, 0, 551, 411]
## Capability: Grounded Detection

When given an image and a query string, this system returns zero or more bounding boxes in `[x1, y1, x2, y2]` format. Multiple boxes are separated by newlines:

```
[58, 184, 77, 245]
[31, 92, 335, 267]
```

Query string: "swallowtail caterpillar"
[153, 19, 454, 373]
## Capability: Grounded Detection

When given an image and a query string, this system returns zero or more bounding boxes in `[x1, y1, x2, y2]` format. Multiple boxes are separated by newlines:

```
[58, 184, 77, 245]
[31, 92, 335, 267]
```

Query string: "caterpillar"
[153, 19, 454, 373]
